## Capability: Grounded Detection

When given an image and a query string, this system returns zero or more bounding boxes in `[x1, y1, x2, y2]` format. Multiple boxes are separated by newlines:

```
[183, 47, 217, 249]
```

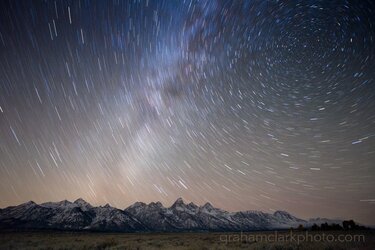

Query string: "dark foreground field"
[0, 230, 374, 250]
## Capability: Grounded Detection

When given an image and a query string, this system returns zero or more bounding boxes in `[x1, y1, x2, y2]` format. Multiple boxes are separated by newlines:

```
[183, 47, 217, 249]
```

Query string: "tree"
[311, 223, 319, 231]
[343, 220, 358, 230]
[321, 222, 329, 230]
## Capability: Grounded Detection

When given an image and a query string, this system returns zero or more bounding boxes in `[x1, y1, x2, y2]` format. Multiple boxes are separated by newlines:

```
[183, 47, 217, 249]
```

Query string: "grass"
[0, 230, 373, 249]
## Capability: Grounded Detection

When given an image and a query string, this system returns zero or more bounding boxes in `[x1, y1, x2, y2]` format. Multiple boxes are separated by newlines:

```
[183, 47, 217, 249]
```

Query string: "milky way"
[0, 0, 375, 224]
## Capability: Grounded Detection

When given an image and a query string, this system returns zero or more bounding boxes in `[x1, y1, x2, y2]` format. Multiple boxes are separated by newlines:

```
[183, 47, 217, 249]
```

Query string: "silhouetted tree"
[321, 222, 329, 230]
[310, 220, 367, 231]
[331, 223, 343, 230]
[311, 223, 319, 231]
[343, 220, 356, 230]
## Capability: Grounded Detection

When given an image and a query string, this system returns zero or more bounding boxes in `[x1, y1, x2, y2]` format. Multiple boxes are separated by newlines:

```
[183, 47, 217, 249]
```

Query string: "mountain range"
[0, 198, 343, 232]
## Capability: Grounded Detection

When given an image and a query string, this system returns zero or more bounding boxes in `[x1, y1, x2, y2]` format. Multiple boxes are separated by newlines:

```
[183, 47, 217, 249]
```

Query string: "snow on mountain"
[0, 198, 343, 232]
[73, 198, 93, 211]
[273, 210, 306, 227]
[124, 197, 307, 231]
[41, 200, 73, 208]
[88, 204, 145, 232]
[0, 199, 145, 231]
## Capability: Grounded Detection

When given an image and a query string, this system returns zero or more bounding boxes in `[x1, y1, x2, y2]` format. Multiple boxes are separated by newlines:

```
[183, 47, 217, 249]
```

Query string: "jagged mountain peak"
[187, 202, 198, 209]
[72, 198, 92, 211]
[273, 210, 303, 222]
[103, 203, 112, 208]
[201, 202, 214, 210]
[172, 197, 185, 206]
[169, 198, 201, 214]
[199, 202, 223, 215]
[58, 200, 71, 205]
[41, 200, 73, 208]
[74, 198, 90, 205]
[170, 197, 189, 211]
[127, 201, 146, 209]
[149, 201, 163, 208]
[20, 201, 37, 207]
[274, 210, 291, 216]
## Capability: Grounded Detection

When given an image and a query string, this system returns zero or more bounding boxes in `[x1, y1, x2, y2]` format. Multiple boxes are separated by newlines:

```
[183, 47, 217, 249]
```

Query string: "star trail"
[0, 0, 375, 224]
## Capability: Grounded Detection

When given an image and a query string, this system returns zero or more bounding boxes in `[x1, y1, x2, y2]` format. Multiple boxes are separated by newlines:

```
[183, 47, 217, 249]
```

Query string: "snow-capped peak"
[171, 197, 190, 212]
[274, 210, 292, 217]
[149, 201, 163, 208]
[171, 197, 184, 207]
[41, 200, 73, 208]
[20, 201, 37, 208]
[201, 202, 214, 210]
[187, 202, 198, 210]
[103, 203, 112, 208]
[72, 198, 92, 211]
[73, 198, 90, 205]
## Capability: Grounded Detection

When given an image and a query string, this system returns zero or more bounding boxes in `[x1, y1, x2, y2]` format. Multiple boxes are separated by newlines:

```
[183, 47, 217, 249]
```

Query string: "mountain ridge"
[0, 198, 347, 232]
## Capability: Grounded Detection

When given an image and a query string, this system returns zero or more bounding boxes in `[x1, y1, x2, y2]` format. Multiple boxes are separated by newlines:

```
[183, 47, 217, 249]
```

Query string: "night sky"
[0, 0, 375, 224]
